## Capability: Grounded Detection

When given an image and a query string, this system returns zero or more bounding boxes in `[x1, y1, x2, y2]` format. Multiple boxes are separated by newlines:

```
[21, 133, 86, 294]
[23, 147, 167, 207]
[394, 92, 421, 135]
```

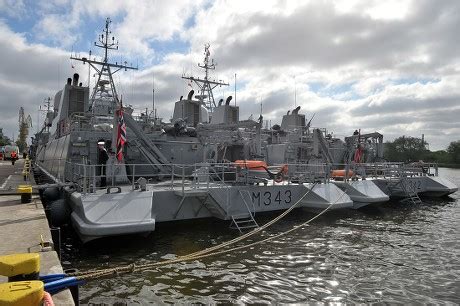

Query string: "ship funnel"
[67, 78, 72, 85]
[218, 99, 223, 106]
[187, 90, 194, 100]
[72, 73, 79, 86]
[293, 106, 301, 114]
[225, 96, 233, 105]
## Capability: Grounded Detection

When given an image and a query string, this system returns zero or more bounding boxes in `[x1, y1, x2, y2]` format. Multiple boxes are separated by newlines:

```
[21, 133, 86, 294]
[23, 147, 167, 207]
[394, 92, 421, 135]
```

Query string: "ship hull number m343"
[251, 190, 292, 206]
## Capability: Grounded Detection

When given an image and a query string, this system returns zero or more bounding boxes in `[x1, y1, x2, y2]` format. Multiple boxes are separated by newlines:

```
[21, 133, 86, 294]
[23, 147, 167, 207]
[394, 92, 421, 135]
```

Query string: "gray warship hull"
[67, 175, 353, 242]
[331, 180, 389, 209]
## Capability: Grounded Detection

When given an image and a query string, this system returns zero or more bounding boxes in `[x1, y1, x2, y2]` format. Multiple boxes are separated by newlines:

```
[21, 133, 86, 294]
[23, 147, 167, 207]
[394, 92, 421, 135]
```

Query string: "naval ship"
[260, 109, 457, 206]
[32, 19, 355, 242]
[32, 19, 457, 242]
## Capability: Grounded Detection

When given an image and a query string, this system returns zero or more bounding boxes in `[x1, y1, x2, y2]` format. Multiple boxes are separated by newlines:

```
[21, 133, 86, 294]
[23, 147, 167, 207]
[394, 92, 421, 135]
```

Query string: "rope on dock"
[71, 183, 350, 281]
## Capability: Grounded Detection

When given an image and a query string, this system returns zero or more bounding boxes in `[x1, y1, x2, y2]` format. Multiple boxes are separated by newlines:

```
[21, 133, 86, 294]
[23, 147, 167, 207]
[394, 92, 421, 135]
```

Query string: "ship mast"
[182, 44, 229, 113]
[70, 17, 137, 113]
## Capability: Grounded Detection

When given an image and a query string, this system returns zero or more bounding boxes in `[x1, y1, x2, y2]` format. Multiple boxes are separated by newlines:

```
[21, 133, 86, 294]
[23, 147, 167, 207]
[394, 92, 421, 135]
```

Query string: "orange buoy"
[233, 160, 268, 170]
[331, 169, 354, 178]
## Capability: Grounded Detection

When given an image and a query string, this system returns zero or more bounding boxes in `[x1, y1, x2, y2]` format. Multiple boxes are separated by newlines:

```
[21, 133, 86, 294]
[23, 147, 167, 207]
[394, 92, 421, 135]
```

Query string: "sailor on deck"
[97, 141, 109, 187]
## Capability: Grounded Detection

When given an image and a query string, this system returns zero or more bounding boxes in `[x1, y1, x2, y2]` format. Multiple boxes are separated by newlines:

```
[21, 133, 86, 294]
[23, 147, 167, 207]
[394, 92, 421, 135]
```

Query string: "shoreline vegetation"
[384, 136, 459, 166]
[438, 164, 460, 169]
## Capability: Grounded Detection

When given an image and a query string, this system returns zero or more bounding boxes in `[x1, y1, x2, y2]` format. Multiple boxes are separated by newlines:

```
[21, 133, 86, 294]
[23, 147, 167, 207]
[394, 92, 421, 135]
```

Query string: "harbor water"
[62, 168, 460, 304]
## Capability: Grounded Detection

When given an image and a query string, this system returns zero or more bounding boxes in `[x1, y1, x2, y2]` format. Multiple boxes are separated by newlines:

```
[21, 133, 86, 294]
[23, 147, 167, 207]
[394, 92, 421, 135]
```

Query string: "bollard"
[17, 185, 32, 203]
[0, 281, 44, 306]
[0, 253, 40, 282]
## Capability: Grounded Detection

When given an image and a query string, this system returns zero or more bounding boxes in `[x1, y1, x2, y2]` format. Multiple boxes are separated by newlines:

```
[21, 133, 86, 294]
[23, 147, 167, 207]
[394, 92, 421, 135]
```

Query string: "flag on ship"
[116, 100, 126, 161]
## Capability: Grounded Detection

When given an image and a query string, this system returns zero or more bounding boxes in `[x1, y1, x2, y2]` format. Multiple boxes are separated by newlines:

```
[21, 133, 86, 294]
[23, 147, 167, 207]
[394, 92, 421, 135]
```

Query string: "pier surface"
[0, 159, 74, 305]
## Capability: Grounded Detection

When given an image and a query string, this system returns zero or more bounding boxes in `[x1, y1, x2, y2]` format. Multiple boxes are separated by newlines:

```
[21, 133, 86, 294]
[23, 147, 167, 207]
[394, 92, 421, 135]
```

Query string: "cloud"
[0, 21, 82, 140]
[33, 0, 206, 59]
[0, 0, 459, 151]
[0, 0, 26, 19]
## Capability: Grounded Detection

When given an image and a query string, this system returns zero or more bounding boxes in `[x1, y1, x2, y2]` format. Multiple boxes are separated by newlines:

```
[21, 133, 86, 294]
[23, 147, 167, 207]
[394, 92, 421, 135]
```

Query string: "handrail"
[35, 158, 440, 195]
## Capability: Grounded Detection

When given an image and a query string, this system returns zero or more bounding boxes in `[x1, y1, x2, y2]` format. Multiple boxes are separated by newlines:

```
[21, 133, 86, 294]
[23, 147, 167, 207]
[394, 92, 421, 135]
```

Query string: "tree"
[446, 141, 460, 164]
[424, 150, 450, 164]
[384, 136, 429, 162]
[0, 128, 11, 146]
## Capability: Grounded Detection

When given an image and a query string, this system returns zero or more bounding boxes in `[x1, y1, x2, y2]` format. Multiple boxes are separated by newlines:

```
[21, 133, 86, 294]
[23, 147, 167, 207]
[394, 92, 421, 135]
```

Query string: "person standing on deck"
[97, 140, 109, 187]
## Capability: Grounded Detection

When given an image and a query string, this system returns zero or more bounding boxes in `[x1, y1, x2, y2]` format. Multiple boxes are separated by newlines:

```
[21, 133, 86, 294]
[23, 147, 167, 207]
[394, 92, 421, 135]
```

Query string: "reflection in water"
[62, 169, 460, 304]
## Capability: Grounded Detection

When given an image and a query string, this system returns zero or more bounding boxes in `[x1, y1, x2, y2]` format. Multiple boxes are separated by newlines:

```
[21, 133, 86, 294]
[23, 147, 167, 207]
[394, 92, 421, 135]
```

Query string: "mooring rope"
[71, 182, 350, 281]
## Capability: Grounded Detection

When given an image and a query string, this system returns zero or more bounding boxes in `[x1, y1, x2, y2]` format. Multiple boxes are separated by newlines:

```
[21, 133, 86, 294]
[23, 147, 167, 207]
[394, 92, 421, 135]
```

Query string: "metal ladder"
[229, 190, 259, 233]
[399, 178, 422, 204]
[389, 177, 422, 204]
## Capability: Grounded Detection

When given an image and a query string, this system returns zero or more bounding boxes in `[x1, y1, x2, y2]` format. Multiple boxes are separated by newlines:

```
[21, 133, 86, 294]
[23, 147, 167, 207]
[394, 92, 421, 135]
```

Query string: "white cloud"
[0, 0, 459, 151]
[0, 0, 26, 18]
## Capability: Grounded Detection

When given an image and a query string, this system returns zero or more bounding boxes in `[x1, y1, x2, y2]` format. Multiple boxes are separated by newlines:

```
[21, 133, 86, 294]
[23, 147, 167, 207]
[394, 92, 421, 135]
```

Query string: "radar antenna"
[70, 17, 137, 113]
[182, 44, 229, 112]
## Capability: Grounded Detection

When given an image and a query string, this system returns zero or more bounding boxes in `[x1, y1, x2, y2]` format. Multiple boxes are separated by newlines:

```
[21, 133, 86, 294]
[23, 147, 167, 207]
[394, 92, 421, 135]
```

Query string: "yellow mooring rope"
[70, 182, 350, 281]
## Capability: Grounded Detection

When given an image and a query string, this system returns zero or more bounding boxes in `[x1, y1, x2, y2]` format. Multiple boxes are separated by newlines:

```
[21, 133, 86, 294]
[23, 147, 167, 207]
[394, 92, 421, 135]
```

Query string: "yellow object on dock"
[17, 185, 32, 194]
[22, 157, 31, 181]
[17, 185, 32, 203]
[0, 253, 40, 278]
[0, 281, 44, 306]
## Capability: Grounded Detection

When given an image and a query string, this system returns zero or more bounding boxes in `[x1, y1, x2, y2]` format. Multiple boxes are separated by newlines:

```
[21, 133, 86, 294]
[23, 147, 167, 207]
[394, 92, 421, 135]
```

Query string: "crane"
[17, 107, 32, 153]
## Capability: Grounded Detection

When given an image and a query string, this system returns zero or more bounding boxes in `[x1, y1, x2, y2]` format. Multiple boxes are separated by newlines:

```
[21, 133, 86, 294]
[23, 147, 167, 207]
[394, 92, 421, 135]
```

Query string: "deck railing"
[35, 158, 439, 195]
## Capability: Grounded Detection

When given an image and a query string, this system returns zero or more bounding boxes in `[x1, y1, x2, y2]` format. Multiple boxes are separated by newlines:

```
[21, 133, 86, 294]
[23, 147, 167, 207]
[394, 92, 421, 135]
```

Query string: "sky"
[0, 0, 459, 150]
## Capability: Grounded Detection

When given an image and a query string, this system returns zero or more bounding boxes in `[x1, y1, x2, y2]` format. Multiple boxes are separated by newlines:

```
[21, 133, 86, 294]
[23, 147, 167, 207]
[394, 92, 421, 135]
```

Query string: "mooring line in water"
[71, 183, 350, 281]
[178, 182, 320, 259]
[68, 182, 318, 278]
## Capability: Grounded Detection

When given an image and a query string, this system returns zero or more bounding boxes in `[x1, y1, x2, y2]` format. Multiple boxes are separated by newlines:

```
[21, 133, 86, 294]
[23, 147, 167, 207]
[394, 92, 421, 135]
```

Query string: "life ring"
[274, 164, 288, 183]
[274, 173, 283, 183]
[280, 164, 288, 176]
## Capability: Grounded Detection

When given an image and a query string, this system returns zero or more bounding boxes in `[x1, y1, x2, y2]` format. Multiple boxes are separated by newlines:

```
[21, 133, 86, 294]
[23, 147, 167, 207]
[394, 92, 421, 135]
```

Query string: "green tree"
[424, 150, 450, 164]
[384, 136, 429, 162]
[0, 128, 11, 146]
[446, 141, 460, 164]
[0, 137, 11, 146]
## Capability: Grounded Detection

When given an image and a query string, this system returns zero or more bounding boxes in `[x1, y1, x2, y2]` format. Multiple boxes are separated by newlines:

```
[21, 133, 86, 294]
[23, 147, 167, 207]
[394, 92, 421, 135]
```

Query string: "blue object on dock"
[44, 276, 84, 294]
[40, 273, 67, 282]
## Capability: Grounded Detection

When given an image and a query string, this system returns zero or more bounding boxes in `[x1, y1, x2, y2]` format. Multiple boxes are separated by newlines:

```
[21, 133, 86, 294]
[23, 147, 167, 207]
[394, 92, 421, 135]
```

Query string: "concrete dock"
[0, 159, 75, 305]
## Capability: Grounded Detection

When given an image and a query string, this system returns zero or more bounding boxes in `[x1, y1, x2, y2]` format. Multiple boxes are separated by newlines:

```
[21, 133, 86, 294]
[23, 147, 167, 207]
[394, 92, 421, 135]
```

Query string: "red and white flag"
[116, 102, 127, 162]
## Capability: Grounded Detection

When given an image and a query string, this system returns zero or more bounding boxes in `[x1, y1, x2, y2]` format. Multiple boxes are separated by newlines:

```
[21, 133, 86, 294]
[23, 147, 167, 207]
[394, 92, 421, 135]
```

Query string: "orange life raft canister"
[331, 169, 354, 178]
[233, 160, 268, 170]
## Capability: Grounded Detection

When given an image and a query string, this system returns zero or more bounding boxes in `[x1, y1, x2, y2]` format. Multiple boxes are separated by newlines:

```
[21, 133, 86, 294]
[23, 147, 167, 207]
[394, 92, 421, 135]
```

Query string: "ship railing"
[66, 161, 334, 195]
[281, 163, 330, 183]
[68, 112, 92, 132]
[68, 161, 241, 195]
[67, 112, 118, 132]
[334, 162, 439, 180]
[131, 113, 155, 124]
